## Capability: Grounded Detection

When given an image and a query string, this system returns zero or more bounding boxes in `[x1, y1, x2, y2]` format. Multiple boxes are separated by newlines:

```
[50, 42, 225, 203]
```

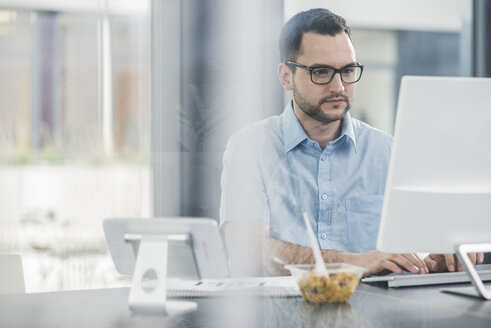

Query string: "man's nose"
[328, 72, 345, 93]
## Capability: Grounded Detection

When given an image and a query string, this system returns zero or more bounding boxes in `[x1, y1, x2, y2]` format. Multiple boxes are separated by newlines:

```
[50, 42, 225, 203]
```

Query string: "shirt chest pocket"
[346, 195, 384, 253]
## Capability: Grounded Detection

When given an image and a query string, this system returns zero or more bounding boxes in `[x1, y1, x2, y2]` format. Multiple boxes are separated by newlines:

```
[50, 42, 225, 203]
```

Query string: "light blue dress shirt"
[220, 102, 392, 253]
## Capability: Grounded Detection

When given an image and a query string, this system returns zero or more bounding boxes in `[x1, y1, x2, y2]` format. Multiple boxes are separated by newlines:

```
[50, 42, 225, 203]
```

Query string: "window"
[0, 3, 150, 292]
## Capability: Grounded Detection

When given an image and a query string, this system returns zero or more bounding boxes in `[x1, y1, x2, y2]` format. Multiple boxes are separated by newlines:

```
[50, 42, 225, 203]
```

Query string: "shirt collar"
[340, 111, 358, 153]
[281, 101, 308, 153]
[281, 100, 358, 154]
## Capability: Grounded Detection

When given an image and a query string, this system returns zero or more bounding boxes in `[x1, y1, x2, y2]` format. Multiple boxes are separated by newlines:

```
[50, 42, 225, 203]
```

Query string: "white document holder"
[127, 233, 197, 315]
[103, 218, 230, 315]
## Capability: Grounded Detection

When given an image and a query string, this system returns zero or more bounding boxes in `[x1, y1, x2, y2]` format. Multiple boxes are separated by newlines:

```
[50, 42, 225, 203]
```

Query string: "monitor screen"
[377, 76, 491, 254]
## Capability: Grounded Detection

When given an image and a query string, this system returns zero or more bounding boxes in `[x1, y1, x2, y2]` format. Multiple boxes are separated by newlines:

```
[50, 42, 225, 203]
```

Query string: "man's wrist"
[321, 249, 354, 263]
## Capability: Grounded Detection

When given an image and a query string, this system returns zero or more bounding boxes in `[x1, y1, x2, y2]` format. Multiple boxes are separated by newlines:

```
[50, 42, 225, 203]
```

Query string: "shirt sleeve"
[219, 135, 270, 229]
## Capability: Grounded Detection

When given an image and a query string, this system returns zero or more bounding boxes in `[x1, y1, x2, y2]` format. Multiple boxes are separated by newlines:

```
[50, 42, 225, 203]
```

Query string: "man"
[220, 8, 483, 277]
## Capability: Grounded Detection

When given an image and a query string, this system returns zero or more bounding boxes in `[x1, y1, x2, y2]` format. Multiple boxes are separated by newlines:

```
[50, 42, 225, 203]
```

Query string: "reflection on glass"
[0, 4, 150, 292]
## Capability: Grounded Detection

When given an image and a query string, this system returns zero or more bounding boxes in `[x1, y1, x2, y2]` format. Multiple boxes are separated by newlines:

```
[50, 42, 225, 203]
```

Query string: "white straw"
[302, 212, 328, 275]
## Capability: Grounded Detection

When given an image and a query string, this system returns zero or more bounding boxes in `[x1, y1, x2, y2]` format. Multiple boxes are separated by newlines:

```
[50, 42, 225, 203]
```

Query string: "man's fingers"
[455, 255, 462, 272]
[412, 253, 428, 273]
[390, 254, 420, 274]
[457, 253, 481, 272]
[382, 259, 403, 275]
[424, 256, 439, 272]
[444, 254, 456, 272]
[465, 253, 477, 271]
[401, 254, 427, 274]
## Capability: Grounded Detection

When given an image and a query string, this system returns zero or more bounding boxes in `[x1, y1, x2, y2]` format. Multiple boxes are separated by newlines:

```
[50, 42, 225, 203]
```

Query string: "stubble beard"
[292, 81, 351, 124]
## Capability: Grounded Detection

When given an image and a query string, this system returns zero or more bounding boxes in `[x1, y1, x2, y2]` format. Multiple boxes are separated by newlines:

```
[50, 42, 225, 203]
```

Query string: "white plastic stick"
[302, 212, 327, 275]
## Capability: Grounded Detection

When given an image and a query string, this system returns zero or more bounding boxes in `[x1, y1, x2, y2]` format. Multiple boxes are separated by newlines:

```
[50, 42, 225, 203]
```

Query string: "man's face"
[290, 32, 357, 124]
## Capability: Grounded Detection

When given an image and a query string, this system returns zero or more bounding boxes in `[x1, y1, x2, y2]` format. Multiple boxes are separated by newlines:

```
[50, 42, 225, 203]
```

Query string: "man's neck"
[293, 104, 343, 150]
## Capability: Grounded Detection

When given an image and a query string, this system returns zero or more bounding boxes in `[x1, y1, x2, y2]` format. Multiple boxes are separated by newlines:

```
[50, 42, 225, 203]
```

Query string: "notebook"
[165, 276, 302, 298]
[361, 264, 491, 288]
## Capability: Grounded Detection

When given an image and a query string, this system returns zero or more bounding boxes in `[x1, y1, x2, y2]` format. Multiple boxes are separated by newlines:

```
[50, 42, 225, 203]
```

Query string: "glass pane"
[0, 5, 150, 292]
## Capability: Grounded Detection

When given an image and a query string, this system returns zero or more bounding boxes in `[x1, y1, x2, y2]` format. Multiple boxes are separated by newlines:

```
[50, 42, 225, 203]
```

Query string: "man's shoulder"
[351, 117, 393, 145]
[222, 115, 284, 172]
[228, 115, 283, 149]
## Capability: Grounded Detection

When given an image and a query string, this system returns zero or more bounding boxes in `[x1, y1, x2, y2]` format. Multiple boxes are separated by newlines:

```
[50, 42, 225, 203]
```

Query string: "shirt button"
[321, 194, 328, 200]
[320, 156, 326, 161]
[321, 233, 327, 239]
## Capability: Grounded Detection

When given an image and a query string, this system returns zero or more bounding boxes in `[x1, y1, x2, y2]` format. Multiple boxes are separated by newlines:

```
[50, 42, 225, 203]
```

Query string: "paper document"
[166, 276, 302, 298]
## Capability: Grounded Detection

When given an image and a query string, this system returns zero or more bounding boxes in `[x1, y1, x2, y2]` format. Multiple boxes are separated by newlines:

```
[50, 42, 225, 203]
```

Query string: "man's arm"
[223, 219, 428, 277]
[266, 237, 428, 277]
[267, 236, 486, 276]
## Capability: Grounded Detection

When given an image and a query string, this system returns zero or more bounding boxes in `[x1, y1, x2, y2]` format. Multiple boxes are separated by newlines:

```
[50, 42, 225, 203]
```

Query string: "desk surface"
[1, 282, 490, 328]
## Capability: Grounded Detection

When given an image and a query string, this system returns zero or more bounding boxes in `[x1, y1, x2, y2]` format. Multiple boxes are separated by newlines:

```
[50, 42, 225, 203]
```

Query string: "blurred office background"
[0, 0, 489, 292]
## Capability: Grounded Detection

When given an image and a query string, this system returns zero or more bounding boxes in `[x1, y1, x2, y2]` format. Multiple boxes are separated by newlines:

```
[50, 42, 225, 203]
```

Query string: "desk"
[1, 283, 490, 327]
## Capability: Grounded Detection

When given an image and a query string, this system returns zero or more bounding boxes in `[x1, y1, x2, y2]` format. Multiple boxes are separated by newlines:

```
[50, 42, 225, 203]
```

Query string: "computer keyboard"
[361, 264, 491, 288]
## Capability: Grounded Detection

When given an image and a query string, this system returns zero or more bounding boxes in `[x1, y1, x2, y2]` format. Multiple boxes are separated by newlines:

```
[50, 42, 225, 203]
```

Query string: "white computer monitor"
[376, 76, 491, 299]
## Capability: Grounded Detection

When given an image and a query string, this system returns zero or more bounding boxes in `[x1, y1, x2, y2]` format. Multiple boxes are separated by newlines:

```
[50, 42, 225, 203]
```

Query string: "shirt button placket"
[318, 151, 331, 248]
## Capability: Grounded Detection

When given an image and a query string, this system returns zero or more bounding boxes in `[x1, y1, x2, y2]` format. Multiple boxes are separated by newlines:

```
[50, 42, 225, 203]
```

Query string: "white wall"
[285, 0, 465, 32]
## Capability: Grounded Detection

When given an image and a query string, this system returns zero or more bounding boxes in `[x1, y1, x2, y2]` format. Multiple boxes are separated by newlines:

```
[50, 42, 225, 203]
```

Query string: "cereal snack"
[298, 271, 358, 303]
[285, 263, 367, 304]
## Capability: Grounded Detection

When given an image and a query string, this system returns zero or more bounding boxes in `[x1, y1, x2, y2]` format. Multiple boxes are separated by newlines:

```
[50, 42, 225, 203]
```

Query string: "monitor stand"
[127, 234, 198, 315]
[440, 243, 491, 300]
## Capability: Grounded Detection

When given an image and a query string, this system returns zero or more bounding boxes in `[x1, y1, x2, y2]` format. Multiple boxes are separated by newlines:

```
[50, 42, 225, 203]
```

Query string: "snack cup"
[285, 263, 367, 304]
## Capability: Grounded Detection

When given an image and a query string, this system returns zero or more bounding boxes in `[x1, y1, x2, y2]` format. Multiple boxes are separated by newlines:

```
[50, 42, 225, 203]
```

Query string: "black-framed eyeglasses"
[286, 61, 364, 85]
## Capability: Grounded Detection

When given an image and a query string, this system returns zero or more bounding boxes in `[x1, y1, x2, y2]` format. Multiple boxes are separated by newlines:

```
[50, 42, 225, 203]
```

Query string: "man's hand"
[424, 253, 484, 273]
[223, 220, 435, 278]
[350, 251, 428, 277]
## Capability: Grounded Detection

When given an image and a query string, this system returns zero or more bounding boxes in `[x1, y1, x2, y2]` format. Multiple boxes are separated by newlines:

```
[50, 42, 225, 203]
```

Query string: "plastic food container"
[285, 263, 367, 303]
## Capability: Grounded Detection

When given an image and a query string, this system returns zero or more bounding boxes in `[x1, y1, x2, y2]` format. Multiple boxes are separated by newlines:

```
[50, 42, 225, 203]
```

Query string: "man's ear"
[278, 63, 293, 91]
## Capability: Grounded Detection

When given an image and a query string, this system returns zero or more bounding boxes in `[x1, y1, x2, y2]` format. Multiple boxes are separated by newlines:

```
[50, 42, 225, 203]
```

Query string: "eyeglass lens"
[311, 66, 362, 84]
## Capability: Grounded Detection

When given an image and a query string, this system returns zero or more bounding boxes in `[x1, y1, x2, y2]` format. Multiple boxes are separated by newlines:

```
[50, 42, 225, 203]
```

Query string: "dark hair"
[279, 8, 351, 64]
